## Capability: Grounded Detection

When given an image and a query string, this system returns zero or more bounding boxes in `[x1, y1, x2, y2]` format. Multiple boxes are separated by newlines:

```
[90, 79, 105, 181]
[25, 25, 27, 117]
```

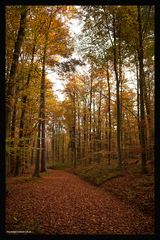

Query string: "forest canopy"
[5, 5, 154, 177]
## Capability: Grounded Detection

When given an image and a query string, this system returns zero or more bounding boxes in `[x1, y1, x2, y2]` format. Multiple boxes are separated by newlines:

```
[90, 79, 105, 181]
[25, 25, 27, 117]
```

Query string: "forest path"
[6, 169, 154, 234]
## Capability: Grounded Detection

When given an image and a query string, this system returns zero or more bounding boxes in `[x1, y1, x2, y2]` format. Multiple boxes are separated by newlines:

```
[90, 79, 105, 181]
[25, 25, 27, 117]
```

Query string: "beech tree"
[77, 5, 154, 172]
[33, 6, 74, 176]
[5, 5, 154, 177]
[6, 6, 29, 137]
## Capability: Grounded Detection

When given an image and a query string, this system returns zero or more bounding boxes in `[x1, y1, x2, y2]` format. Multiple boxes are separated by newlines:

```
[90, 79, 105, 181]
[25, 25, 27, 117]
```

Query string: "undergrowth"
[47, 162, 72, 170]
[67, 160, 154, 216]
[72, 161, 124, 186]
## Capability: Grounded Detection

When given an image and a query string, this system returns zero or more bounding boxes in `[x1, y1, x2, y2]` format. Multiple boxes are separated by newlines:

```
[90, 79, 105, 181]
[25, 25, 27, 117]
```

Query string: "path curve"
[6, 170, 154, 234]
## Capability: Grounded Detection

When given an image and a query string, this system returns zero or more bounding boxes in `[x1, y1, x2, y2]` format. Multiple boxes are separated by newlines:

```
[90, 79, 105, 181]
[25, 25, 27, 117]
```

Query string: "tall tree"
[106, 62, 112, 165]
[33, 6, 74, 175]
[137, 6, 147, 174]
[112, 10, 122, 168]
[14, 34, 37, 176]
[6, 6, 29, 137]
[40, 10, 54, 173]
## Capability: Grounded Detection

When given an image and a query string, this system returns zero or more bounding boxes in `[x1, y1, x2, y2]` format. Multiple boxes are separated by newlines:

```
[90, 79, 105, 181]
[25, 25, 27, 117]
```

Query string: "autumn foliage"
[5, 5, 154, 176]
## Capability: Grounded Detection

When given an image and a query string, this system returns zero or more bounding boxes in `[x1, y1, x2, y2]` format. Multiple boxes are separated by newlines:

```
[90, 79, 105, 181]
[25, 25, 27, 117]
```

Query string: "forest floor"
[69, 161, 154, 217]
[6, 168, 154, 235]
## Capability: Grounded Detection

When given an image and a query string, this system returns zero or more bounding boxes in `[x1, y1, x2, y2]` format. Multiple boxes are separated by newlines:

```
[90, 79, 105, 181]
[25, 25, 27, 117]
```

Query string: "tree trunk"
[30, 138, 36, 166]
[135, 53, 141, 144]
[14, 44, 36, 176]
[93, 92, 97, 155]
[40, 50, 46, 172]
[9, 93, 18, 175]
[52, 123, 55, 165]
[106, 62, 112, 165]
[6, 6, 28, 138]
[143, 78, 152, 146]
[89, 72, 93, 163]
[77, 99, 81, 162]
[62, 133, 65, 164]
[83, 98, 87, 163]
[33, 117, 41, 177]
[40, 12, 53, 172]
[137, 6, 148, 174]
[113, 15, 122, 169]
[73, 93, 77, 168]
[97, 88, 102, 154]
[118, 34, 123, 155]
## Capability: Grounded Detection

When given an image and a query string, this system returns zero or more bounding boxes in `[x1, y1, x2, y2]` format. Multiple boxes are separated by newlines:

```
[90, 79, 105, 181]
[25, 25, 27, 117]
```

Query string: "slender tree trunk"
[30, 138, 36, 166]
[73, 93, 77, 168]
[56, 126, 60, 163]
[77, 99, 81, 162]
[33, 117, 41, 177]
[118, 24, 123, 165]
[137, 6, 147, 174]
[14, 45, 36, 176]
[33, 94, 42, 177]
[40, 50, 46, 172]
[143, 79, 152, 147]
[89, 72, 93, 163]
[93, 93, 96, 156]
[9, 94, 18, 175]
[106, 62, 112, 165]
[6, 6, 28, 138]
[113, 15, 122, 168]
[52, 123, 55, 165]
[14, 105, 25, 176]
[40, 12, 53, 172]
[135, 53, 141, 147]
[83, 98, 87, 163]
[62, 133, 65, 164]
[97, 88, 102, 154]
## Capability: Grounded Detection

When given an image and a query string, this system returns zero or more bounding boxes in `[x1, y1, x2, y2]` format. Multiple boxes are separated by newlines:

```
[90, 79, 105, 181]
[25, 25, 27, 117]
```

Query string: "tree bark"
[83, 97, 87, 163]
[89, 72, 93, 163]
[106, 62, 112, 165]
[14, 45, 36, 176]
[33, 115, 41, 177]
[40, 12, 53, 172]
[30, 138, 36, 166]
[137, 6, 148, 174]
[6, 6, 28, 138]
[112, 15, 122, 168]
[97, 88, 102, 153]
[40, 49, 46, 172]
[73, 92, 77, 168]
[10, 93, 18, 175]
[118, 30, 123, 155]
[77, 99, 81, 161]
[52, 123, 55, 165]
[135, 53, 141, 145]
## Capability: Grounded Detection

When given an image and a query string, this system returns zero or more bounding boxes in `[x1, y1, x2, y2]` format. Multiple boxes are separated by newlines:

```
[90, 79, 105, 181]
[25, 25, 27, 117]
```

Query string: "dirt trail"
[6, 170, 154, 234]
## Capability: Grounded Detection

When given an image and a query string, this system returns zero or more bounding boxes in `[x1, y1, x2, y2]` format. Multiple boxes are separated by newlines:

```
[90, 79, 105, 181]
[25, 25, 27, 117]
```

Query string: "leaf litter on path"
[6, 170, 154, 234]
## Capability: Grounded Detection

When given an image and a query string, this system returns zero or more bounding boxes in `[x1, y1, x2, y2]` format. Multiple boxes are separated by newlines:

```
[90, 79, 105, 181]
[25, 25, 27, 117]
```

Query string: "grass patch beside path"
[7, 170, 51, 185]
[66, 161, 154, 216]
[11, 176, 42, 184]
[47, 162, 72, 170]
[70, 161, 124, 186]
